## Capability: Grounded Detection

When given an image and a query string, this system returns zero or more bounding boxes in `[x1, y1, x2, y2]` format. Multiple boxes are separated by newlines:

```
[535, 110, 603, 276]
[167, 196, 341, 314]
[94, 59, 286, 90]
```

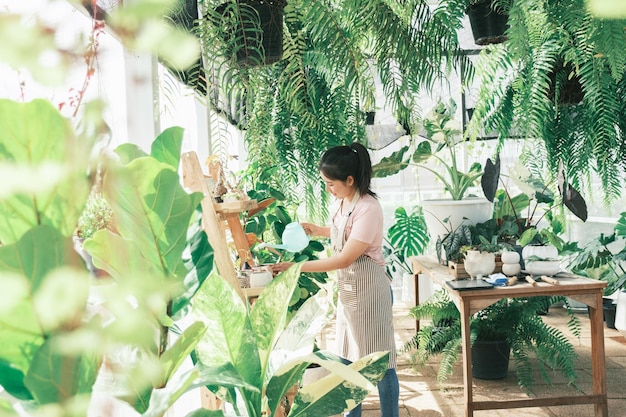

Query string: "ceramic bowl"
[524, 260, 561, 276]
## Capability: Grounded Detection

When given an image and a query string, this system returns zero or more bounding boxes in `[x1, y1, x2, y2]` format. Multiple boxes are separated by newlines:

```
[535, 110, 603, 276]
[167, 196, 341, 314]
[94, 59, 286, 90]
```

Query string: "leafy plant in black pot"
[466, 0, 510, 46]
[403, 290, 581, 392]
[568, 212, 626, 296]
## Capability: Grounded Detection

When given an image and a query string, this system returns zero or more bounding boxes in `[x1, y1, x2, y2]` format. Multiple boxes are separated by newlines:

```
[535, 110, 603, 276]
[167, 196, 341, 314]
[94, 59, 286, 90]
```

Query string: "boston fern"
[467, 0, 626, 205]
[403, 290, 582, 393]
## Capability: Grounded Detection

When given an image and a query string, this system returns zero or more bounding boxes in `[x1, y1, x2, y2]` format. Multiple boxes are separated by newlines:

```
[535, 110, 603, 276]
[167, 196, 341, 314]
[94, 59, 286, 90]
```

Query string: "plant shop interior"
[2, 0, 626, 417]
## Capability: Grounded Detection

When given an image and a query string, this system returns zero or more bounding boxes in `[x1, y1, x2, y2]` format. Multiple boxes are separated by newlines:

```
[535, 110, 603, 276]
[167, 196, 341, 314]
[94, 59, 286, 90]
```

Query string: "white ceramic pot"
[422, 198, 493, 243]
[250, 271, 273, 288]
[521, 244, 558, 261]
[501, 250, 520, 264]
[615, 290, 626, 337]
[501, 263, 521, 276]
[463, 250, 496, 279]
[524, 260, 561, 276]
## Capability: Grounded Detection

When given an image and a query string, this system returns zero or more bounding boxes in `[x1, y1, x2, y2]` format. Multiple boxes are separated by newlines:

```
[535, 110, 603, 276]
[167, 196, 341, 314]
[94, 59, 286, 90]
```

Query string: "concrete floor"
[320, 301, 626, 417]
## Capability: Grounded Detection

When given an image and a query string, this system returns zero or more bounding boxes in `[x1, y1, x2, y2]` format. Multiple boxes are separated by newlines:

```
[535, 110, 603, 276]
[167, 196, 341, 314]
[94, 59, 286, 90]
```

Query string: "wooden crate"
[448, 261, 471, 279]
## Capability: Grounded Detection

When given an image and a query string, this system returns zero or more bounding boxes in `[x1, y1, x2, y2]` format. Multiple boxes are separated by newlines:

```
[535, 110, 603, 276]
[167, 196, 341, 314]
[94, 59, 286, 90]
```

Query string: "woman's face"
[321, 172, 356, 199]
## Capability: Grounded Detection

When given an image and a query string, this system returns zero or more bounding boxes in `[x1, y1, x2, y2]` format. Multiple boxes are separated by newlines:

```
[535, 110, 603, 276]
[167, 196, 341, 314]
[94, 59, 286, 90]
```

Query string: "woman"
[272, 142, 399, 417]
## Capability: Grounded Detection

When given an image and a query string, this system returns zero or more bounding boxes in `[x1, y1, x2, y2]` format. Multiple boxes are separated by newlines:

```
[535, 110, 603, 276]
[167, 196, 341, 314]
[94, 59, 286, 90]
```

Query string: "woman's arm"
[272, 237, 368, 273]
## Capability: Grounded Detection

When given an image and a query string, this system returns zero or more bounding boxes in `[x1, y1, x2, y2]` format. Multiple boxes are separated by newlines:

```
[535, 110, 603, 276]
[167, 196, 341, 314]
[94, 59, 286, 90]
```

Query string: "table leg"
[589, 292, 608, 417]
[414, 273, 420, 333]
[460, 298, 473, 417]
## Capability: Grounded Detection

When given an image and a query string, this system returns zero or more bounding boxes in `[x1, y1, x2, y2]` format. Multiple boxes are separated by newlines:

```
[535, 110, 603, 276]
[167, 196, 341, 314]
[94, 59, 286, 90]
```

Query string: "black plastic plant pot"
[471, 339, 510, 379]
[466, 1, 509, 46]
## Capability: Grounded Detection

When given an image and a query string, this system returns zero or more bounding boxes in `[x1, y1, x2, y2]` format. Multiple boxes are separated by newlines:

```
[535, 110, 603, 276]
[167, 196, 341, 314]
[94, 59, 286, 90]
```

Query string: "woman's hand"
[271, 261, 295, 274]
[301, 222, 316, 236]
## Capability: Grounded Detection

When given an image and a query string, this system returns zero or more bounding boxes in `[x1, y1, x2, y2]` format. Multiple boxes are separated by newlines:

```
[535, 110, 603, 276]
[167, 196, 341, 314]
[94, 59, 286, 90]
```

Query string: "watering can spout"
[256, 222, 310, 253]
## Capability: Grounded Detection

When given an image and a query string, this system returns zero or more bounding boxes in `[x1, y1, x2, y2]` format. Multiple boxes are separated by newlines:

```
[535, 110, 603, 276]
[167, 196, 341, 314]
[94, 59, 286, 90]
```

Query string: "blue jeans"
[345, 367, 399, 417]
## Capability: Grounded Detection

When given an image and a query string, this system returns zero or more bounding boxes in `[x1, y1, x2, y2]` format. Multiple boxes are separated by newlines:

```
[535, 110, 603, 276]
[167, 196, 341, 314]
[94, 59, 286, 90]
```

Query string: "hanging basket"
[466, 1, 509, 46]
[548, 63, 584, 105]
[218, 0, 286, 66]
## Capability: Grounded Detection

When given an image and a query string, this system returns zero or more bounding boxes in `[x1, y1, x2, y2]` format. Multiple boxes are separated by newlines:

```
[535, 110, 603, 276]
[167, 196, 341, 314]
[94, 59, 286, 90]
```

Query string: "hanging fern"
[469, 0, 626, 205]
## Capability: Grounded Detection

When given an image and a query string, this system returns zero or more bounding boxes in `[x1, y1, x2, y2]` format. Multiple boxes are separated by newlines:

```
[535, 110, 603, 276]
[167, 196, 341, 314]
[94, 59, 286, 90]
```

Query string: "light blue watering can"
[257, 222, 311, 252]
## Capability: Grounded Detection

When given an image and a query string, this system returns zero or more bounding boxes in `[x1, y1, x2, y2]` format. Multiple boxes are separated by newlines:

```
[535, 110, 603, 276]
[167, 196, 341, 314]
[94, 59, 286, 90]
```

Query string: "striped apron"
[332, 200, 397, 369]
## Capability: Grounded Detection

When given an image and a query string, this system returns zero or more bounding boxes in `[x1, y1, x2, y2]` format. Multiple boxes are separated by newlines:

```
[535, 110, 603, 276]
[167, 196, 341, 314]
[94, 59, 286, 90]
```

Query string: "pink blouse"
[333, 193, 385, 266]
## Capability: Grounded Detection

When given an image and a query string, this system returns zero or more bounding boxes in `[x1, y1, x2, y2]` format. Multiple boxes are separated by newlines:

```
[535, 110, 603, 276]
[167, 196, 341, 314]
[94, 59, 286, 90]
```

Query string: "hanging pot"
[466, 1, 509, 46]
[217, 0, 286, 66]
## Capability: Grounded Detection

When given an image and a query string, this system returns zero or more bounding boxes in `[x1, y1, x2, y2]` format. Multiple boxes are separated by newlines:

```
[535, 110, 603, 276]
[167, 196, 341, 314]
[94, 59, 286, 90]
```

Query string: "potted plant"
[568, 212, 626, 329]
[467, 0, 626, 206]
[403, 290, 581, 390]
[373, 99, 492, 241]
[466, 0, 510, 46]
[481, 154, 587, 273]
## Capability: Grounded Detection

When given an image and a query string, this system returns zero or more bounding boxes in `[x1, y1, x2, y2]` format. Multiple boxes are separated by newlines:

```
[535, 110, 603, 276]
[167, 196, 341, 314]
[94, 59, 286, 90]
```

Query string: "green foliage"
[384, 206, 430, 276]
[404, 290, 581, 392]
[245, 187, 328, 312]
[192, 264, 390, 417]
[436, 223, 472, 264]
[373, 99, 483, 200]
[468, 0, 626, 204]
[0, 99, 91, 244]
[196, 0, 469, 218]
[0, 101, 217, 415]
[568, 212, 626, 294]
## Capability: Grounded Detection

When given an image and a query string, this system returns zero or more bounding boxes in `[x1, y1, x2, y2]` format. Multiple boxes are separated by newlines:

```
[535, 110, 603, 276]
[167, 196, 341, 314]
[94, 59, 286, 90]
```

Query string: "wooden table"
[411, 256, 608, 417]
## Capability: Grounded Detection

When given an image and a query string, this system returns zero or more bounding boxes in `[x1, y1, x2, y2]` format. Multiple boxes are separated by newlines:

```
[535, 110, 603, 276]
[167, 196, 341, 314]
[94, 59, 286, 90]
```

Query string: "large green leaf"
[0, 226, 87, 374]
[0, 272, 42, 374]
[151, 126, 184, 169]
[288, 351, 390, 417]
[193, 271, 263, 408]
[249, 264, 302, 378]
[24, 338, 99, 406]
[615, 212, 626, 237]
[387, 206, 429, 258]
[159, 321, 207, 386]
[172, 221, 214, 318]
[101, 156, 203, 280]
[371, 146, 410, 178]
[481, 155, 500, 203]
[0, 360, 31, 400]
[265, 290, 333, 414]
[0, 99, 90, 244]
[0, 225, 81, 291]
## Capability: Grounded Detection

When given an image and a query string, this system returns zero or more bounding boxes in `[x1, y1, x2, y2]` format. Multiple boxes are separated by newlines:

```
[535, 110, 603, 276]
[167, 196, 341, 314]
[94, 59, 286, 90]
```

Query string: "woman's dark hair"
[318, 142, 376, 197]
